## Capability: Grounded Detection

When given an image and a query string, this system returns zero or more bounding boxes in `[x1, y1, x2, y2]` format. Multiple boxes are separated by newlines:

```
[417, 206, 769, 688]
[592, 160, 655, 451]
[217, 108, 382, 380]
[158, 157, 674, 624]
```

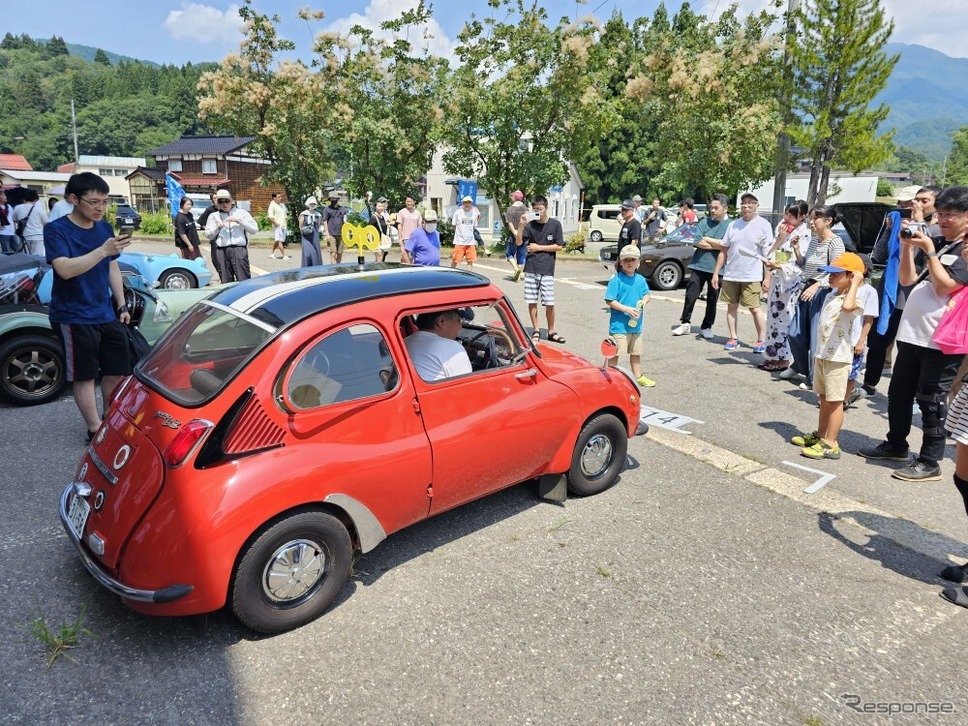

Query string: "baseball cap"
[215, 189, 232, 201]
[423, 209, 438, 222]
[512, 190, 524, 201]
[461, 195, 473, 203]
[376, 196, 388, 203]
[632, 195, 642, 202]
[740, 192, 758, 202]
[895, 185, 920, 202]
[621, 199, 634, 210]
[819, 252, 865, 275]
[619, 244, 641, 260]
[328, 191, 340, 200]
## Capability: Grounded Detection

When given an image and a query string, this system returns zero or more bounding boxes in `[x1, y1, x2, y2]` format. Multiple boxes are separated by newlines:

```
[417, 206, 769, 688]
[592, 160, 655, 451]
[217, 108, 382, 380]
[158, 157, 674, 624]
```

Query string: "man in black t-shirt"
[618, 199, 641, 250]
[643, 198, 667, 239]
[518, 194, 566, 343]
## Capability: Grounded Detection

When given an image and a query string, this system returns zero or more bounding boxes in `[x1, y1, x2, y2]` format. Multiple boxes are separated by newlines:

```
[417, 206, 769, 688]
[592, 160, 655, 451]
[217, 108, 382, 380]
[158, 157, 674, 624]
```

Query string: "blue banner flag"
[165, 173, 185, 218]
[457, 179, 478, 204]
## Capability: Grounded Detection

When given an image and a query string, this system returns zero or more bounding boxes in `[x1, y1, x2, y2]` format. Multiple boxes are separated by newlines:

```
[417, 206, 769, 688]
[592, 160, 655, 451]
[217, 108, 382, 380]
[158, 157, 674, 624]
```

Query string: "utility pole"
[71, 99, 79, 162]
[771, 0, 801, 220]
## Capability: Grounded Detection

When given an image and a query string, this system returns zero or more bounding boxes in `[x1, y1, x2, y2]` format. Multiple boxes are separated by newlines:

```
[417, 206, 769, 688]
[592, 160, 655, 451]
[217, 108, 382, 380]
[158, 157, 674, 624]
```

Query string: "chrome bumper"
[58, 484, 193, 604]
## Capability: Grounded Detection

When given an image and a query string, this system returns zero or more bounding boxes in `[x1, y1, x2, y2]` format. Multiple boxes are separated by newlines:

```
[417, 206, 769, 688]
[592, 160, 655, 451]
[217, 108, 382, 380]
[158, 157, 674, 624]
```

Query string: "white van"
[587, 204, 623, 243]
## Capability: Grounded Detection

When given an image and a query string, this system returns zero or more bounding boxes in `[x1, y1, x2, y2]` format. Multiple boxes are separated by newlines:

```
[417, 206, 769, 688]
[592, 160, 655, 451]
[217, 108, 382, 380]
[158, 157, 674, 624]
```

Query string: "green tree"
[45, 36, 69, 58]
[789, 0, 897, 205]
[93, 49, 111, 66]
[948, 126, 968, 185]
[439, 0, 603, 216]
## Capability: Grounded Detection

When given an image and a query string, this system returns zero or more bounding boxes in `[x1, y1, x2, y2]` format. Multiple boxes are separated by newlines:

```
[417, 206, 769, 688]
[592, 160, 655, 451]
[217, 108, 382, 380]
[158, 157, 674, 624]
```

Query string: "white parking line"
[640, 405, 705, 435]
[781, 460, 837, 494]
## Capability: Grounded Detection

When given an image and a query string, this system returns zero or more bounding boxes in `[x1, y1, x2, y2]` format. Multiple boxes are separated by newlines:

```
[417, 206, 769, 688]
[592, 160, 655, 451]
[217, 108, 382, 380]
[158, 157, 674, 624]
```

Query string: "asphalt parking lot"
[2, 240, 965, 724]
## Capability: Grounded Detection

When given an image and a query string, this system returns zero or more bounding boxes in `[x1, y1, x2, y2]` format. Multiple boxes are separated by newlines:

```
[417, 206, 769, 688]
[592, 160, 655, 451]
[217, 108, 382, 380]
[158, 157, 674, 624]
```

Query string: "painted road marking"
[640, 405, 704, 435]
[781, 460, 837, 494]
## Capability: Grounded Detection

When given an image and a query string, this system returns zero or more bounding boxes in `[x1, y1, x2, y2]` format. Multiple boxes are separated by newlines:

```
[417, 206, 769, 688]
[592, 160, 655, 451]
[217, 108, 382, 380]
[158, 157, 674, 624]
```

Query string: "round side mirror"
[601, 337, 618, 359]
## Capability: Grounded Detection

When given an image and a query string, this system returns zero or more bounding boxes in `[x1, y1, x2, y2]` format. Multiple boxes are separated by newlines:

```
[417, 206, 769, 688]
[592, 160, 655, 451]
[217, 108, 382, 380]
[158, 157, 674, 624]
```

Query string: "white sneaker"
[779, 367, 800, 380]
[699, 328, 713, 340]
[672, 323, 691, 336]
[798, 381, 811, 390]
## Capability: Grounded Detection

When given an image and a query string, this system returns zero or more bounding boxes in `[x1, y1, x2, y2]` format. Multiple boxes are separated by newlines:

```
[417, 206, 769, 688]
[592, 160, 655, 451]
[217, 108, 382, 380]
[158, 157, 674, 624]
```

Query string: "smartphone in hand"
[119, 224, 135, 239]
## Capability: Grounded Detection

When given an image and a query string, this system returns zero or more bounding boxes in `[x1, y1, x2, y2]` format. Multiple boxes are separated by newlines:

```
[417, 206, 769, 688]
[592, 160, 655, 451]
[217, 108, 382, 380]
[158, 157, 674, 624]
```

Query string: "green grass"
[17, 604, 93, 668]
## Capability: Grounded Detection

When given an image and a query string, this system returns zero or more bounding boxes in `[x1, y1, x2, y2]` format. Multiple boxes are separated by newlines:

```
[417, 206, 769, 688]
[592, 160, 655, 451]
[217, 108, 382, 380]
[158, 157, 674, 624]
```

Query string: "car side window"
[286, 323, 397, 410]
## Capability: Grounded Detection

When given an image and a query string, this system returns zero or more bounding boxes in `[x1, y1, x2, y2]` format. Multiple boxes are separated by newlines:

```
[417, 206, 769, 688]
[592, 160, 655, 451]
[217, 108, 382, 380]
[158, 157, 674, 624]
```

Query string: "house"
[57, 155, 145, 202]
[423, 148, 584, 239]
[0, 154, 32, 172]
[130, 135, 283, 214]
[0, 169, 72, 197]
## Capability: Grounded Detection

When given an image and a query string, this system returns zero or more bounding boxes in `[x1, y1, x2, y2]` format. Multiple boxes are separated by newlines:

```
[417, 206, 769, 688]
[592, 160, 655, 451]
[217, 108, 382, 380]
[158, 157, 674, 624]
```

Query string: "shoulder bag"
[931, 285, 968, 355]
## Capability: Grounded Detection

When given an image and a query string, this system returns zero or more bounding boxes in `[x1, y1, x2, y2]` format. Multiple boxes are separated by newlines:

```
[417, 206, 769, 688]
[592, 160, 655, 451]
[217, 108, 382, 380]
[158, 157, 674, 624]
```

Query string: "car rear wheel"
[590, 230, 604, 243]
[0, 334, 68, 406]
[650, 260, 683, 290]
[566, 413, 627, 496]
[158, 269, 197, 290]
[231, 510, 352, 633]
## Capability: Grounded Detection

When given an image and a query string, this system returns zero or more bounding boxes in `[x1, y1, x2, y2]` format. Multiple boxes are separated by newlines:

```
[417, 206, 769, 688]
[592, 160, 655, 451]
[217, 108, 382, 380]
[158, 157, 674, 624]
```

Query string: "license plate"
[67, 494, 91, 540]
[124, 218, 133, 224]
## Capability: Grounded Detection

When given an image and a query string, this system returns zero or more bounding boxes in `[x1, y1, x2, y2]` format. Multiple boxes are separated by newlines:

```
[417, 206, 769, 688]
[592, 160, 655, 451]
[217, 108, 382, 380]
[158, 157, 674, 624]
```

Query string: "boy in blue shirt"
[605, 244, 654, 386]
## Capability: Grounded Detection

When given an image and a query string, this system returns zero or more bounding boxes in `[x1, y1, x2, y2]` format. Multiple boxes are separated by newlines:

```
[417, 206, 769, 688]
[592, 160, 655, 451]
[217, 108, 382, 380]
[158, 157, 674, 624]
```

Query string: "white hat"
[619, 244, 641, 260]
[215, 189, 232, 201]
[306, 196, 318, 206]
[423, 209, 438, 222]
[895, 185, 920, 202]
[461, 195, 473, 203]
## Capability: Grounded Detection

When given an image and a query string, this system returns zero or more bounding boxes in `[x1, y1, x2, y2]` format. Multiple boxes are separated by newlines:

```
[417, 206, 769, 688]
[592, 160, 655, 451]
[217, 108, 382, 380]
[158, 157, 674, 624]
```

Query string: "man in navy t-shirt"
[45, 172, 133, 443]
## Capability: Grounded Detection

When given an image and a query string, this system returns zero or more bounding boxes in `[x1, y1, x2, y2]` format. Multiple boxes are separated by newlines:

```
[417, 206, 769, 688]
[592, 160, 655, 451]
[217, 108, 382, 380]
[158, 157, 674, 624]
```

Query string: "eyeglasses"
[217, 200, 232, 205]
[936, 211, 967, 220]
[78, 197, 109, 209]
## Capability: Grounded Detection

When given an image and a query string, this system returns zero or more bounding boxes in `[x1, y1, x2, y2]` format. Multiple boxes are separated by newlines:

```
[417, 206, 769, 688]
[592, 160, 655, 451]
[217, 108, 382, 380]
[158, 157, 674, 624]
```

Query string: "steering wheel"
[467, 328, 516, 369]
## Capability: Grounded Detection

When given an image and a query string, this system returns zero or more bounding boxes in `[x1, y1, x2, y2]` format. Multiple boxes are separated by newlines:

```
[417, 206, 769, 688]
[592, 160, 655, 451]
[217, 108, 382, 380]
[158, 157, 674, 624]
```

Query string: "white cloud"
[163, 3, 245, 44]
[324, 0, 456, 60]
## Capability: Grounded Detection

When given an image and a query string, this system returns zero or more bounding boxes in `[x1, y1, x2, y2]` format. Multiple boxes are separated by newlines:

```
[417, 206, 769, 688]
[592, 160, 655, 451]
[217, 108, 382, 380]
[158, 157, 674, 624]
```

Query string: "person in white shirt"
[13, 189, 50, 256]
[712, 192, 772, 352]
[204, 189, 258, 282]
[48, 197, 74, 222]
[404, 309, 472, 381]
[450, 196, 480, 270]
[267, 192, 290, 260]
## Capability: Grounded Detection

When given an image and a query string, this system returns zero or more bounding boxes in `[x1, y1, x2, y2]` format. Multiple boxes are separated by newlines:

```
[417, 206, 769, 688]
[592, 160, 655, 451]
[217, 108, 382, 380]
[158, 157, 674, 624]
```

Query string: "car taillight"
[164, 420, 213, 467]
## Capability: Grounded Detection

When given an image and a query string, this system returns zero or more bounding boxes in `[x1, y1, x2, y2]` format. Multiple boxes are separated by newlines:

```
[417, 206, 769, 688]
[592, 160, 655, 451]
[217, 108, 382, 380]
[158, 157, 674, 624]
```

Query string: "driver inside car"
[404, 309, 473, 382]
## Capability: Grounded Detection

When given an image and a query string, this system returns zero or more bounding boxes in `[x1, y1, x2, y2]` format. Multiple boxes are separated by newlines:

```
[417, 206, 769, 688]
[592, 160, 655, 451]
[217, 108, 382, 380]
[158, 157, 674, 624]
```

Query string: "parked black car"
[114, 203, 143, 230]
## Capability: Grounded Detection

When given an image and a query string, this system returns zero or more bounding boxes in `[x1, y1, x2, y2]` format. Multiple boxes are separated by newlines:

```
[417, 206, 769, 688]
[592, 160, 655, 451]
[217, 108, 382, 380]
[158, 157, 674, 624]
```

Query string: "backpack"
[15, 203, 35, 240]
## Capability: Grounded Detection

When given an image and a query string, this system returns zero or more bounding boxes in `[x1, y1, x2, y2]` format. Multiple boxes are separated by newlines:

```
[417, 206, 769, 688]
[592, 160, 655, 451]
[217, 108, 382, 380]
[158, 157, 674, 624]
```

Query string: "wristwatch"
[117, 303, 129, 315]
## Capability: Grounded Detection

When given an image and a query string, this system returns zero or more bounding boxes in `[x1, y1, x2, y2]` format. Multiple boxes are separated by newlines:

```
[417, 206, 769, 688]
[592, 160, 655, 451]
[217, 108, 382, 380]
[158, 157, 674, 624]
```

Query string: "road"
[1, 241, 964, 724]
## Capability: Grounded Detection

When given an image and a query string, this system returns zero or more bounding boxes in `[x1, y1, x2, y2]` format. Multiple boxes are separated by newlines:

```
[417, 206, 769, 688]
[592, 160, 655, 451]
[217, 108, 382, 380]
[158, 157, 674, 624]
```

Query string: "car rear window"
[138, 303, 275, 405]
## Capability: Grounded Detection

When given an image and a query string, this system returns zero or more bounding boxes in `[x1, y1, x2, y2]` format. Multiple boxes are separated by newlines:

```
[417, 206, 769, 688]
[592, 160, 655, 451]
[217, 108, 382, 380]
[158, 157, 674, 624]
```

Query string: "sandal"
[531, 331, 541, 343]
[940, 585, 968, 610]
[758, 360, 789, 372]
[547, 332, 567, 344]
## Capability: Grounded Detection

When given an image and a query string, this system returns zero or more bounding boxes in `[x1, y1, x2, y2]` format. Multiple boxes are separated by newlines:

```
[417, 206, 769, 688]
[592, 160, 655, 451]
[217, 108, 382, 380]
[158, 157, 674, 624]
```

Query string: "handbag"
[15, 203, 35, 241]
[931, 285, 968, 355]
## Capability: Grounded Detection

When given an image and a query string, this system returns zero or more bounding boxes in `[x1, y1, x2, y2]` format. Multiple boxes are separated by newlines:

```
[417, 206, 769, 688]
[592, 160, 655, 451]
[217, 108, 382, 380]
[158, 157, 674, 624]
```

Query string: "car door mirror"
[601, 337, 618, 368]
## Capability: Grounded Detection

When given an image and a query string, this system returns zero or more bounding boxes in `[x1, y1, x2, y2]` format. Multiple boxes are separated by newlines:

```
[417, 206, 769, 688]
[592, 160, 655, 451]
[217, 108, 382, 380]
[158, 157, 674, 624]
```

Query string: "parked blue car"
[118, 251, 212, 290]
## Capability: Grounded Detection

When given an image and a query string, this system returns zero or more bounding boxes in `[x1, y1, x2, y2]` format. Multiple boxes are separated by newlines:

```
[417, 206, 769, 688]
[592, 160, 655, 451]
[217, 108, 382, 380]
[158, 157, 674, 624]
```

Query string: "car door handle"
[515, 368, 538, 380]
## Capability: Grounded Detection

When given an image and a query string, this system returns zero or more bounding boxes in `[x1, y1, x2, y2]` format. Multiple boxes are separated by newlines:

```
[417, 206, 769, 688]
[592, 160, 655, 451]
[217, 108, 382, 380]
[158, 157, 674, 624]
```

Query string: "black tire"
[566, 413, 627, 496]
[590, 230, 604, 243]
[0, 334, 68, 406]
[650, 260, 683, 291]
[230, 510, 352, 634]
[158, 269, 197, 290]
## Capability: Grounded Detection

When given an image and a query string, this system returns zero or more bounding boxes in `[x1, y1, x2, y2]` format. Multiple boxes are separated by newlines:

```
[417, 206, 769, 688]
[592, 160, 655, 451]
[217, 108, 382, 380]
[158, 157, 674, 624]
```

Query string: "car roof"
[210, 263, 491, 327]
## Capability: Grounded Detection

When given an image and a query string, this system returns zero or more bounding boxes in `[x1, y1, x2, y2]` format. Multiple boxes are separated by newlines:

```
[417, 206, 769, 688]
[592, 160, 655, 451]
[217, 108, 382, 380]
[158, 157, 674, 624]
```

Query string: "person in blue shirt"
[44, 172, 133, 443]
[401, 209, 441, 266]
[605, 244, 654, 387]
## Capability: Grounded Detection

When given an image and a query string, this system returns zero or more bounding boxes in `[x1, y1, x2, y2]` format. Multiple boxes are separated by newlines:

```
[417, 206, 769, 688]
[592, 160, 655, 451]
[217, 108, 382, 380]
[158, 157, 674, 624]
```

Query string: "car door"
[402, 304, 579, 515]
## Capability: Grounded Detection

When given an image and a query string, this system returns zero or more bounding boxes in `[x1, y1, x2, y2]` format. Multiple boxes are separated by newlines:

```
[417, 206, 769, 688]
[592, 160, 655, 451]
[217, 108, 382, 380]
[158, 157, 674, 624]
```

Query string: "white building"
[57, 155, 146, 202]
[743, 172, 879, 208]
[423, 148, 584, 240]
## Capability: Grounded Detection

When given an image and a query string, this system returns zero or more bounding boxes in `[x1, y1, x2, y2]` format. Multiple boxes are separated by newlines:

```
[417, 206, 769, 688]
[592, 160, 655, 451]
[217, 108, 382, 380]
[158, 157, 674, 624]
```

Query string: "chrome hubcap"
[580, 433, 613, 478]
[262, 539, 326, 603]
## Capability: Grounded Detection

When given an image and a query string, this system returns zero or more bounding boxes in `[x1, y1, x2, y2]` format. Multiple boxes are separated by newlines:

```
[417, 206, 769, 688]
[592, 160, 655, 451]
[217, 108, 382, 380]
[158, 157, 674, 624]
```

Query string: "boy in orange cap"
[791, 252, 869, 459]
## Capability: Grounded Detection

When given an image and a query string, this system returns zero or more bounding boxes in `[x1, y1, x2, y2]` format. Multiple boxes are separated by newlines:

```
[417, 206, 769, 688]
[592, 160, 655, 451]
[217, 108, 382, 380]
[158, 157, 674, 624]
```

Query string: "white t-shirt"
[896, 245, 968, 349]
[48, 199, 74, 222]
[13, 202, 49, 238]
[720, 216, 773, 282]
[451, 206, 480, 246]
[405, 331, 472, 381]
[852, 283, 880, 349]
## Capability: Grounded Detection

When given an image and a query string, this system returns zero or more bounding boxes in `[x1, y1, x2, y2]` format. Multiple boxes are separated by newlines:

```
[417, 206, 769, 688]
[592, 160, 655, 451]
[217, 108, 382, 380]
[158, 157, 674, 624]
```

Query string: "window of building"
[202, 159, 218, 174]
[99, 169, 111, 176]
[114, 169, 126, 177]
[168, 159, 183, 172]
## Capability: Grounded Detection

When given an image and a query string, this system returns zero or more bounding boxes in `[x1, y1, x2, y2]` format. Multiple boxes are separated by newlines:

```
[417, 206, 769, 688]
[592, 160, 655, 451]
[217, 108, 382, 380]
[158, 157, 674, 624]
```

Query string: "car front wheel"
[158, 269, 197, 290]
[0, 334, 68, 406]
[590, 230, 604, 242]
[650, 260, 683, 290]
[231, 510, 352, 634]
[566, 413, 628, 496]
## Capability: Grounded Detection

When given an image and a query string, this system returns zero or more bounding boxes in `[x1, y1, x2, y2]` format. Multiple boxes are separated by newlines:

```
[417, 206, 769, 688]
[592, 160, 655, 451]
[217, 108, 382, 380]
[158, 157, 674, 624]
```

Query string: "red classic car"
[59, 263, 643, 633]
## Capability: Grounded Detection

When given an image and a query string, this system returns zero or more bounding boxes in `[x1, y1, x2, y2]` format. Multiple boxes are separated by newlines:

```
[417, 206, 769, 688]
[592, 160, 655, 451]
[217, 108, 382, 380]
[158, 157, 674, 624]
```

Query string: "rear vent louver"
[223, 397, 286, 454]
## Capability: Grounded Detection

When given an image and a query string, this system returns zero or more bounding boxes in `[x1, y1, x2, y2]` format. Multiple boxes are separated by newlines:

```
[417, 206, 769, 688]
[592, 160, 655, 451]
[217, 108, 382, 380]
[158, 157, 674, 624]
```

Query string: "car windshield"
[138, 302, 276, 406]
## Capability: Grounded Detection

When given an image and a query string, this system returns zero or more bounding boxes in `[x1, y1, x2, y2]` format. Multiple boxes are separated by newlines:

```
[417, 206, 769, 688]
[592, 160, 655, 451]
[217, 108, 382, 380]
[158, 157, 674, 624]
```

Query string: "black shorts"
[53, 320, 132, 382]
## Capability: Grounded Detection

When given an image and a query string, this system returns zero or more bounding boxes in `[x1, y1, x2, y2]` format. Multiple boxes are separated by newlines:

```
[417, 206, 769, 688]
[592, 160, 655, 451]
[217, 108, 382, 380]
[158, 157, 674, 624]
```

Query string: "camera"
[899, 222, 926, 238]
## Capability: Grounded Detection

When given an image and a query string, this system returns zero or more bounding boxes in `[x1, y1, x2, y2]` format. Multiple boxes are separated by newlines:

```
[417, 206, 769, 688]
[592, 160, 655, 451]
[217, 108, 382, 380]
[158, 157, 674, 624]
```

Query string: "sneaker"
[798, 381, 811, 390]
[512, 269, 522, 282]
[844, 388, 865, 409]
[752, 340, 766, 353]
[801, 440, 840, 459]
[778, 367, 800, 380]
[637, 375, 656, 387]
[672, 323, 691, 336]
[857, 441, 910, 462]
[791, 430, 820, 447]
[891, 461, 942, 482]
[724, 339, 739, 350]
[861, 383, 877, 396]
[284, 255, 292, 260]
[269, 253, 279, 259]
[700, 328, 714, 340]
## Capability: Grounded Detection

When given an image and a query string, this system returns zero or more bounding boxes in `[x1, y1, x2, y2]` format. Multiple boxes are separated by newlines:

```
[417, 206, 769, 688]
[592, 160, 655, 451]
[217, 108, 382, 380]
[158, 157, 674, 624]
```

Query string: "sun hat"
[632, 195, 642, 202]
[305, 196, 318, 206]
[619, 244, 641, 260]
[461, 195, 473, 203]
[895, 185, 920, 202]
[423, 209, 438, 222]
[215, 189, 232, 201]
[819, 252, 866, 275]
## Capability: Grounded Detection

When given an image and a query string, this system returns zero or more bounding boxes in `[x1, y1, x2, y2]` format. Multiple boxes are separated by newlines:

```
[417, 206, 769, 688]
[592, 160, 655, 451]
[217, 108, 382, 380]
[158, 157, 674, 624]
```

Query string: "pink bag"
[932, 286, 968, 355]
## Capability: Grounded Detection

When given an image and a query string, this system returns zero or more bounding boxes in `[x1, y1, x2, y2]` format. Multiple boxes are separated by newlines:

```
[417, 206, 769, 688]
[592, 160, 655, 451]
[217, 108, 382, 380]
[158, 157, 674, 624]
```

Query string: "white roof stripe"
[228, 265, 454, 314]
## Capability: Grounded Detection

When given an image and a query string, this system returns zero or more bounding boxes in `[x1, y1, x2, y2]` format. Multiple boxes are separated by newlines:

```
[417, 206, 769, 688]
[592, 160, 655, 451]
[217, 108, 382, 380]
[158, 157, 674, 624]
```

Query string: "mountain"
[38, 38, 160, 67]
[877, 43, 968, 162]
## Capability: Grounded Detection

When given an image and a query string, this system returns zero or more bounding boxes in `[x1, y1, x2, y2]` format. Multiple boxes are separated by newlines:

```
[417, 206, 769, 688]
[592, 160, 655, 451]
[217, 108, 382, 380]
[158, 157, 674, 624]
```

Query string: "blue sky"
[6, 0, 965, 65]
